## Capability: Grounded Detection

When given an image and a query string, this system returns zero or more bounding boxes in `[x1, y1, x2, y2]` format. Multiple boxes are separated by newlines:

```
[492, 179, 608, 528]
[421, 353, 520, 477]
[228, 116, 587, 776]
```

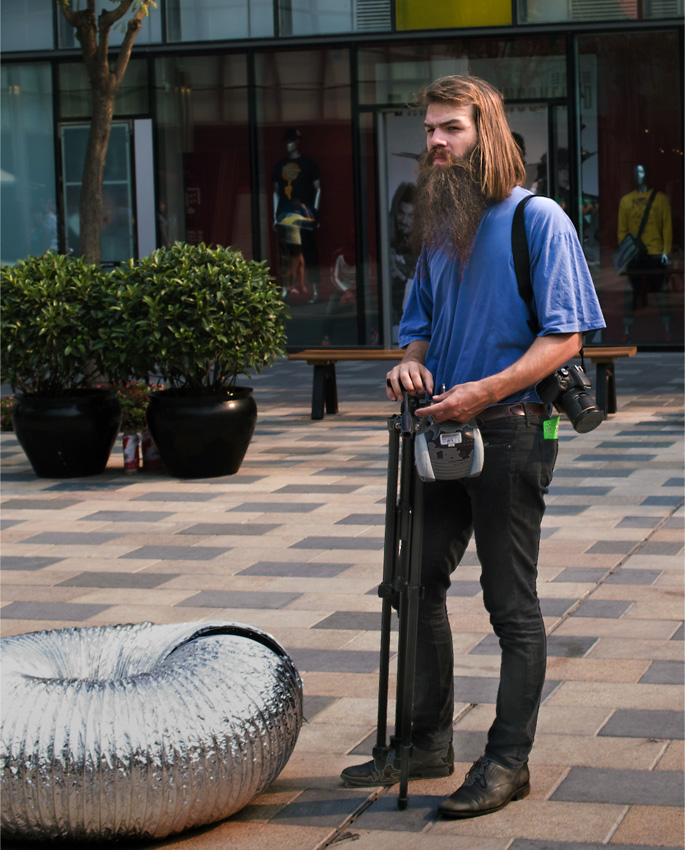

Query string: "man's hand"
[415, 381, 494, 422]
[386, 341, 432, 401]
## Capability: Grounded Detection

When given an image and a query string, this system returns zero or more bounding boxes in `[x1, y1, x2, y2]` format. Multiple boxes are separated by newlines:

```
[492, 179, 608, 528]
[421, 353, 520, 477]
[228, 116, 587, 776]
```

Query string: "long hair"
[417, 75, 526, 201]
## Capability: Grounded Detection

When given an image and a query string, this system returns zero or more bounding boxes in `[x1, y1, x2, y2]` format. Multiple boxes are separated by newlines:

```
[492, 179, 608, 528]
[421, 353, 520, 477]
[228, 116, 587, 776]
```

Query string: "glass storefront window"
[58, 60, 149, 119]
[280, 0, 391, 36]
[256, 48, 362, 346]
[644, 0, 683, 16]
[1, 64, 57, 264]
[57, 1, 162, 48]
[578, 31, 682, 346]
[518, 0, 638, 23]
[154, 55, 252, 257]
[1, 0, 55, 52]
[61, 123, 136, 263]
[166, 0, 273, 41]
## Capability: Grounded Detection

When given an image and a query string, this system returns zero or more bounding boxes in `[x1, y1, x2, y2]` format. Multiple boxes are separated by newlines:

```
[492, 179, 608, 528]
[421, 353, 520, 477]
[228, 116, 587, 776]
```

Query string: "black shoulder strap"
[636, 189, 657, 242]
[511, 194, 540, 335]
[512, 193, 588, 370]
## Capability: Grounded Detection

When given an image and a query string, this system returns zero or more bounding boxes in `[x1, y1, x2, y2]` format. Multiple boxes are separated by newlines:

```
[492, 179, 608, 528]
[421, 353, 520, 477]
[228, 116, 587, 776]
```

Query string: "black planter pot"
[12, 390, 122, 479]
[146, 387, 257, 479]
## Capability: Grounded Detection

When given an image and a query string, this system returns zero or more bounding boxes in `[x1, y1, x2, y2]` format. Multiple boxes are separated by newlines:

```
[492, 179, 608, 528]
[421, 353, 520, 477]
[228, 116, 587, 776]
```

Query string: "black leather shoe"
[341, 743, 454, 788]
[438, 756, 530, 818]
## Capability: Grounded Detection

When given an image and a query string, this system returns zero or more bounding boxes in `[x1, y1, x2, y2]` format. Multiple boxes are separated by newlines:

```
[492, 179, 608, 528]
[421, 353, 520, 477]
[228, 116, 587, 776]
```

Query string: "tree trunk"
[79, 88, 115, 266]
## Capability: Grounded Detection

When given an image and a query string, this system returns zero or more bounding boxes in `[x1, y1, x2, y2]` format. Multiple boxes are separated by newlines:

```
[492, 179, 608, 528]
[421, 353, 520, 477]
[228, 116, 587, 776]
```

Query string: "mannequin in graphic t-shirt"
[272, 128, 321, 303]
[617, 163, 673, 341]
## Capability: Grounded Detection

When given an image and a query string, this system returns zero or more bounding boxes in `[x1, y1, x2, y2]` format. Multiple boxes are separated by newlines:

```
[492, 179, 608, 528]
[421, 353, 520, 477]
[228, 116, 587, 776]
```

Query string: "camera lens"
[564, 390, 604, 433]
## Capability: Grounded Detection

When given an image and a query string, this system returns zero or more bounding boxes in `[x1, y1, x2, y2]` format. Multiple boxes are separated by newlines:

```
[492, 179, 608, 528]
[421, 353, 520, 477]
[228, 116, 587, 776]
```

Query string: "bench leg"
[595, 362, 617, 415]
[312, 364, 339, 420]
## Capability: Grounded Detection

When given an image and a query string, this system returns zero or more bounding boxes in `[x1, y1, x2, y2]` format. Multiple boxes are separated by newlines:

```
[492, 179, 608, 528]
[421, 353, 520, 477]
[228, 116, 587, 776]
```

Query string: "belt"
[476, 402, 548, 425]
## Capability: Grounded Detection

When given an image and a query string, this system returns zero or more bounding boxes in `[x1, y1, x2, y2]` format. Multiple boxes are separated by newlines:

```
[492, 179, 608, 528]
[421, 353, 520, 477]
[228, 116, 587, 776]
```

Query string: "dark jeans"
[410, 412, 557, 770]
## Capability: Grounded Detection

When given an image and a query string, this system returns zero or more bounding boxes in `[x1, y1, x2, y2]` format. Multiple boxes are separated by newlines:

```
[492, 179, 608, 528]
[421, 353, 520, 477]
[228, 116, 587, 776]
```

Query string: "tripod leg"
[394, 431, 424, 810]
[374, 416, 401, 764]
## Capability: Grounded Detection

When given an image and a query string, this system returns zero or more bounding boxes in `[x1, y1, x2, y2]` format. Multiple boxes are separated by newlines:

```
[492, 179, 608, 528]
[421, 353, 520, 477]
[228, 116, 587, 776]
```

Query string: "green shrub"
[107, 243, 288, 393]
[0, 253, 118, 395]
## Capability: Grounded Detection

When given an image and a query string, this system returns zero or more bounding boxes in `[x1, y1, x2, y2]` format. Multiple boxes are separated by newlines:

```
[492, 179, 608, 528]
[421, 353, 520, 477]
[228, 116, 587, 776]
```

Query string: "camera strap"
[512, 194, 587, 370]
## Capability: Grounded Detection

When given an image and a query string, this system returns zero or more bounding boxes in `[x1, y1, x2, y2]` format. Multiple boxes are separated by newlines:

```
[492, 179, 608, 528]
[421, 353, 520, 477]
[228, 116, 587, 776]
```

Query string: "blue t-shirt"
[399, 186, 606, 404]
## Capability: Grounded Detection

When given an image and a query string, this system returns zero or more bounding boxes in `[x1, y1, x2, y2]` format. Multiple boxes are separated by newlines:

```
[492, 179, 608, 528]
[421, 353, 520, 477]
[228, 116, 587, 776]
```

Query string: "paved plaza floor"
[1, 352, 683, 850]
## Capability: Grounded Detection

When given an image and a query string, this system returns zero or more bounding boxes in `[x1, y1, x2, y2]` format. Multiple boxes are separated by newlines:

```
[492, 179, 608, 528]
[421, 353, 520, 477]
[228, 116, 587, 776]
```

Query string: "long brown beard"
[411, 149, 486, 266]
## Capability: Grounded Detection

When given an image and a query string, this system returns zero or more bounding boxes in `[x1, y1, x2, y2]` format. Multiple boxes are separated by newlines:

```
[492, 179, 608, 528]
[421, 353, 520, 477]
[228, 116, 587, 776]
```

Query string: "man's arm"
[386, 340, 432, 401]
[415, 331, 582, 422]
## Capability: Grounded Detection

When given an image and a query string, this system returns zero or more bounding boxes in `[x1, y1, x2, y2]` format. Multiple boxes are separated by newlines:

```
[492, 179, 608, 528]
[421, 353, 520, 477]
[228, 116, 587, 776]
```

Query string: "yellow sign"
[396, 0, 512, 31]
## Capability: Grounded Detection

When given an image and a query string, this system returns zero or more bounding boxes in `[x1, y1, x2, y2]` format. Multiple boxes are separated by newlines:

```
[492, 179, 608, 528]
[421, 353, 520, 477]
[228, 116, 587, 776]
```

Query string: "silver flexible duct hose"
[1, 621, 303, 842]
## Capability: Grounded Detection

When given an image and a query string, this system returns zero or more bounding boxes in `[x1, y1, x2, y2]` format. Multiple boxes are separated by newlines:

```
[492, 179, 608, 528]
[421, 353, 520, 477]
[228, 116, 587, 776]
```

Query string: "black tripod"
[374, 390, 425, 810]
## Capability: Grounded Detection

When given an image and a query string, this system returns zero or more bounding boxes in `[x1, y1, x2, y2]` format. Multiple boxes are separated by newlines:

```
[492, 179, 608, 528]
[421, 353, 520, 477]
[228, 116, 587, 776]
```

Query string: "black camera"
[536, 364, 604, 433]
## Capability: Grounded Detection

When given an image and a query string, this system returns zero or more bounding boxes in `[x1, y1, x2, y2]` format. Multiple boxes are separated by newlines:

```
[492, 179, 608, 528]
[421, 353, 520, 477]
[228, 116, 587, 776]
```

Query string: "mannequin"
[617, 164, 672, 341]
[272, 128, 321, 303]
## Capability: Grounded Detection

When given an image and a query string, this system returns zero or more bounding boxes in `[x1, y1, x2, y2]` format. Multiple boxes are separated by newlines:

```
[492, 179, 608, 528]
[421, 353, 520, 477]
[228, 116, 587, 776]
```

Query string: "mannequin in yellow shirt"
[617, 164, 673, 341]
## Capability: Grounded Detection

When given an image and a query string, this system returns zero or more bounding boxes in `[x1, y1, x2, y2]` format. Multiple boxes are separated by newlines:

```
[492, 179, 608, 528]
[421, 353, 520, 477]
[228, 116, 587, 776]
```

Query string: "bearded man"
[341, 75, 605, 818]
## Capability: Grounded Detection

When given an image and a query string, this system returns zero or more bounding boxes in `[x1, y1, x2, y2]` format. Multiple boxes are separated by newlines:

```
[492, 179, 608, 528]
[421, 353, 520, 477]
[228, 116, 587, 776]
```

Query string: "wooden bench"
[289, 345, 637, 420]
[581, 345, 637, 416]
[288, 349, 403, 419]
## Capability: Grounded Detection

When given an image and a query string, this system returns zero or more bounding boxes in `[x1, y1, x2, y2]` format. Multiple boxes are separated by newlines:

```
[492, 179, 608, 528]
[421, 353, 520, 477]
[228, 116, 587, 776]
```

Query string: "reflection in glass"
[1, 64, 57, 264]
[257, 49, 360, 347]
[154, 55, 252, 258]
[578, 31, 682, 346]
[61, 124, 135, 263]
[166, 0, 273, 41]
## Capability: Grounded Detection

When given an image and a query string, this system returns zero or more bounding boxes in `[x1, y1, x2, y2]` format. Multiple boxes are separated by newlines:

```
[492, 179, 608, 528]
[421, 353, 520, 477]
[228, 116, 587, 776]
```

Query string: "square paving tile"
[1, 498, 82, 510]
[303, 695, 337, 720]
[572, 600, 633, 618]
[585, 541, 636, 555]
[604, 569, 662, 585]
[176, 590, 301, 609]
[289, 537, 384, 551]
[551, 766, 684, 806]
[352, 791, 443, 831]
[237, 561, 351, 578]
[641, 496, 683, 506]
[548, 486, 613, 496]
[228, 502, 320, 513]
[57, 571, 178, 589]
[119, 546, 229, 561]
[270, 788, 370, 827]
[598, 709, 684, 740]
[274, 484, 362, 494]
[639, 661, 685, 685]
[335, 514, 386, 526]
[313, 611, 396, 631]
[178, 522, 281, 536]
[0, 519, 23, 530]
[1, 555, 64, 571]
[131, 492, 220, 502]
[44, 480, 135, 491]
[544, 505, 588, 515]
[671, 624, 684, 640]
[81, 511, 174, 522]
[540, 599, 576, 617]
[288, 648, 380, 673]
[1, 601, 110, 621]
[21, 532, 120, 545]
[470, 634, 596, 658]
[640, 542, 683, 556]
[617, 516, 661, 528]
[449, 677, 560, 705]
[552, 568, 607, 583]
